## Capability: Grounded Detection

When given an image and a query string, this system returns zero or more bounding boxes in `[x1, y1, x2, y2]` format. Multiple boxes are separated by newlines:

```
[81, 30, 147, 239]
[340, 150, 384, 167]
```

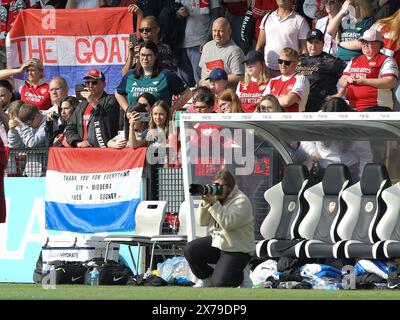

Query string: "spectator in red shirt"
[0, 58, 51, 111]
[236, 50, 270, 113]
[339, 29, 398, 111]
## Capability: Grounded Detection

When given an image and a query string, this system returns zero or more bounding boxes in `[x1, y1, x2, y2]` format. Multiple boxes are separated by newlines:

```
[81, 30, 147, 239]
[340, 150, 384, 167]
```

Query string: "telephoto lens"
[189, 183, 223, 196]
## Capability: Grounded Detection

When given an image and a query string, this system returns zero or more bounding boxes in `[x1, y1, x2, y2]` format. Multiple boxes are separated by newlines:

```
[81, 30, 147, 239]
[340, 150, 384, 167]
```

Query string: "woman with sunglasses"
[116, 41, 191, 115]
[122, 12, 174, 77]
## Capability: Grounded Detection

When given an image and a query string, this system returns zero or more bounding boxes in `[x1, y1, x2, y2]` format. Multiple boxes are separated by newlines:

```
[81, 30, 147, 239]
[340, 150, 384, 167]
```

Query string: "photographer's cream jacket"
[198, 185, 255, 254]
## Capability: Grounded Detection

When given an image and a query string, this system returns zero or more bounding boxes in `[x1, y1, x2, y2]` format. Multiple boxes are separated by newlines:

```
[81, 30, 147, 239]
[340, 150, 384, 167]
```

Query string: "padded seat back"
[350, 163, 391, 243]
[299, 164, 352, 242]
[260, 164, 310, 240]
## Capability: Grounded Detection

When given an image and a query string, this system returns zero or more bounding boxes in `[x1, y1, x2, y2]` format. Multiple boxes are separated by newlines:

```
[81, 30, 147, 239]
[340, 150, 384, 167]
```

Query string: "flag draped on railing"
[45, 147, 146, 233]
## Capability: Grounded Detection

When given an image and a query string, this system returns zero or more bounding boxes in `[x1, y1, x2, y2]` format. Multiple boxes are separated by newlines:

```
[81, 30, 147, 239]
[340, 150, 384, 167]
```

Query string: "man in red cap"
[65, 69, 120, 147]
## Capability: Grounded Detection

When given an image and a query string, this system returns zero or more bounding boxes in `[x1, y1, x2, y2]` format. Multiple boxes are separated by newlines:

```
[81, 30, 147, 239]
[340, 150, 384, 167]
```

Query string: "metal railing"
[6, 148, 49, 177]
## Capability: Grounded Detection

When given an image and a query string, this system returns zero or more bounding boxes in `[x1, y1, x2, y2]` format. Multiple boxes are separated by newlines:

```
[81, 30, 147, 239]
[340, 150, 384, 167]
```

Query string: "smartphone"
[75, 84, 86, 101]
[139, 112, 149, 122]
[129, 33, 138, 44]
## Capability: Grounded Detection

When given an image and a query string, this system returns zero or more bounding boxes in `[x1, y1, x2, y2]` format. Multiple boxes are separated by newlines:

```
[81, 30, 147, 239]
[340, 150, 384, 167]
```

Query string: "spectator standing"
[315, 0, 343, 57]
[339, 29, 398, 112]
[236, 50, 270, 113]
[256, 0, 310, 77]
[297, 29, 346, 111]
[122, 10, 174, 76]
[264, 48, 310, 112]
[327, 0, 375, 63]
[116, 41, 191, 114]
[65, 69, 120, 148]
[251, 0, 278, 40]
[373, 9, 400, 110]
[0, 59, 51, 111]
[199, 17, 245, 86]
[184, 169, 255, 287]
[177, 0, 222, 87]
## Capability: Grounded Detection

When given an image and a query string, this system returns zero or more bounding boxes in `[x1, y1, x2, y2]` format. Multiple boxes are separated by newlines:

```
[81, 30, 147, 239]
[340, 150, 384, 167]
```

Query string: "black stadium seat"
[256, 164, 312, 259]
[337, 163, 391, 259]
[296, 164, 352, 259]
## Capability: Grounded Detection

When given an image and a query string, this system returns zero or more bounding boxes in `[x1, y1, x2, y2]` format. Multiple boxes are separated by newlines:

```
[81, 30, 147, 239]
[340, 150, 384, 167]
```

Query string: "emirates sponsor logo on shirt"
[24, 92, 44, 103]
[349, 67, 372, 74]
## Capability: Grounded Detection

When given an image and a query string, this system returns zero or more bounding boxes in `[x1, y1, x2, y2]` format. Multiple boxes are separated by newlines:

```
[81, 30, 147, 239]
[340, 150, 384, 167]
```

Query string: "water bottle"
[90, 267, 100, 286]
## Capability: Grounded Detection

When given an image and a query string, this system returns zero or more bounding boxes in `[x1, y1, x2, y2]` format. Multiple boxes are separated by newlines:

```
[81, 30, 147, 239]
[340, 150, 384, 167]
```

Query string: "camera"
[75, 84, 86, 101]
[189, 183, 223, 196]
[51, 111, 59, 120]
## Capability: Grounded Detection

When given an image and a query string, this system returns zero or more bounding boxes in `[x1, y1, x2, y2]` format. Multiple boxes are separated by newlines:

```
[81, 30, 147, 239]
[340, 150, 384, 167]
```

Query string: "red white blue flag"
[45, 148, 146, 233]
[6, 8, 132, 95]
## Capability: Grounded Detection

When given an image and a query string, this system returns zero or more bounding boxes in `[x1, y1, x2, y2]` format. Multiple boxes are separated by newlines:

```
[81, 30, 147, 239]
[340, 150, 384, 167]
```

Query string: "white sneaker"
[193, 277, 212, 288]
[240, 264, 253, 288]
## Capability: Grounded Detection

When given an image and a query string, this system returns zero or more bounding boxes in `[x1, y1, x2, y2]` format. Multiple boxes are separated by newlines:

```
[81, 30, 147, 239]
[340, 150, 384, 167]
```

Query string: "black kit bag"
[85, 260, 133, 285]
[33, 250, 88, 285]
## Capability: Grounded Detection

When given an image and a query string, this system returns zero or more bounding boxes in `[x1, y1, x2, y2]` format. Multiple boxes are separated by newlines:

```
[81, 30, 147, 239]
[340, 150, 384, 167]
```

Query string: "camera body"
[75, 84, 86, 101]
[189, 183, 223, 196]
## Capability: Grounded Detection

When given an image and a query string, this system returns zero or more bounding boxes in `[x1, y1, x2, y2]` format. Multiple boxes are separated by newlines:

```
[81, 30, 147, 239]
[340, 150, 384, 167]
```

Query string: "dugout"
[179, 112, 400, 243]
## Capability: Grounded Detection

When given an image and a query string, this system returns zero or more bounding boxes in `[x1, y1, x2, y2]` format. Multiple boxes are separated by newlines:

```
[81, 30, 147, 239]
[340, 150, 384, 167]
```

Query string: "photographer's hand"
[201, 194, 217, 205]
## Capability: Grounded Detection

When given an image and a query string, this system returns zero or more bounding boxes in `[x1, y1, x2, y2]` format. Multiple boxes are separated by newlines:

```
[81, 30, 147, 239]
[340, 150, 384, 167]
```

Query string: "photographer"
[184, 169, 255, 288]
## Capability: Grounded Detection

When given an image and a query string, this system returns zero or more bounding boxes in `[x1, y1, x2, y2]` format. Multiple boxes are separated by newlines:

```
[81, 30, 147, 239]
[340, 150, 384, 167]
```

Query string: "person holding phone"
[65, 69, 120, 148]
[122, 10, 174, 77]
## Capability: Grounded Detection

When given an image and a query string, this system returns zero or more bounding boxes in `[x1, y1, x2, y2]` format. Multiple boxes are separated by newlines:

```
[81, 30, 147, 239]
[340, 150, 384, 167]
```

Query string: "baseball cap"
[243, 50, 264, 64]
[205, 68, 228, 81]
[306, 29, 324, 42]
[83, 69, 105, 81]
[359, 29, 384, 43]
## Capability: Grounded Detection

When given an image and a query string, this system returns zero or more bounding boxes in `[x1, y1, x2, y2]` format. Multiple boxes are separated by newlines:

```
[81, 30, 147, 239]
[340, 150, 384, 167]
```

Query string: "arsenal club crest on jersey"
[41, 88, 47, 95]
[287, 84, 294, 91]
[328, 201, 336, 213]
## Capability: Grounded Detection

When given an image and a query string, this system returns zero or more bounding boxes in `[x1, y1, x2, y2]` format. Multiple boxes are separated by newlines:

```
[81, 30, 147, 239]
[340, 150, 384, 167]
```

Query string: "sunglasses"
[278, 59, 294, 66]
[85, 81, 98, 86]
[139, 27, 156, 33]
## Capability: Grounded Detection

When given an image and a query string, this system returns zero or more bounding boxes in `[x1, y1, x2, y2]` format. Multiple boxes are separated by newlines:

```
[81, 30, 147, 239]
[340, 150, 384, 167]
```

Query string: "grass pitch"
[0, 284, 400, 300]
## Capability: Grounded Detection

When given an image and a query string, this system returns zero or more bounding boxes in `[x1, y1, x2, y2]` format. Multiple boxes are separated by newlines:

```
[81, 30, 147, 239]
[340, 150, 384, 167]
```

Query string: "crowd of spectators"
[0, 0, 398, 175]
